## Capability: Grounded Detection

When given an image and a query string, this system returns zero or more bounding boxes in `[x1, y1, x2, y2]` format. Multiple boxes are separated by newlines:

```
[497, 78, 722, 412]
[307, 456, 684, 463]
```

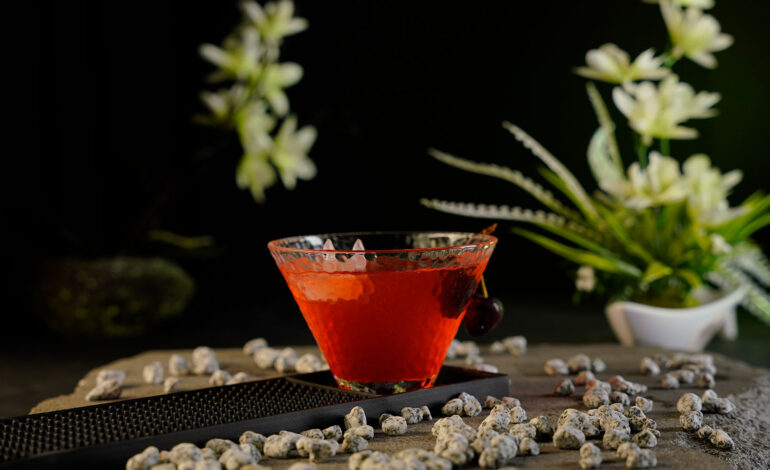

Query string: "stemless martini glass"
[268, 232, 497, 394]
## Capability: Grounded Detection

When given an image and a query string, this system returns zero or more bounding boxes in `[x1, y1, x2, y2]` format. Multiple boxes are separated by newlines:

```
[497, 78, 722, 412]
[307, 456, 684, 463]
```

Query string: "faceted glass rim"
[267, 231, 497, 255]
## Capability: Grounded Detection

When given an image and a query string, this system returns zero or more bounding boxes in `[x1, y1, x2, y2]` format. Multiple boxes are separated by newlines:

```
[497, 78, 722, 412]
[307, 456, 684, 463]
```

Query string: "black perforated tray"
[0, 366, 508, 469]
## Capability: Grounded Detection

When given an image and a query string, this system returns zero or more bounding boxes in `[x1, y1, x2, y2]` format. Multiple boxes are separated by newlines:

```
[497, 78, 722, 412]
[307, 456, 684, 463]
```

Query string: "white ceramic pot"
[605, 288, 746, 351]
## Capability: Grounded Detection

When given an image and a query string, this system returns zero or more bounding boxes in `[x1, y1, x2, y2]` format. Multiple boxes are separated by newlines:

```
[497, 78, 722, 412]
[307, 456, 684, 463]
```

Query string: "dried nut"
[624, 405, 646, 419]
[340, 434, 368, 453]
[501, 396, 521, 408]
[578, 442, 603, 469]
[715, 398, 736, 414]
[472, 364, 499, 373]
[85, 379, 121, 401]
[709, 429, 735, 450]
[398, 407, 422, 425]
[301, 429, 325, 440]
[617, 442, 640, 459]
[382, 416, 408, 436]
[626, 448, 657, 468]
[635, 397, 653, 413]
[517, 436, 539, 456]
[163, 377, 181, 394]
[421, 406, 433, 421]
[169, 443, 203, 464]
[240, 431, 266, 452]
[445, 340, 461, 360]
[640, 357, 660, 376]
[431, 416, 476, 441]
[555, 379, 575, 396]
[680, 410, 703, 432]
[322, 425, 343, 441]
[192, 347, 219, 375]
[96, 369, 126, 387]
[585, 379, 612, 393]
[582, 415, 602, 438]
[206, 438, 237, 456]
[142, 362, 164, 385]
[263, 434, 294, 458]
[602, 427, 630, 450]
[434, 431, 475, 466]
[529, 416, 553, 440]
[345, 406, 367, 429]
[592, 358, 606, 373]
[169, 354, 191, 376]
[243, 338, 268, 355]
[345, 425, 374, 441]
[509, 423, 536, 439]
[652, 353, 670, 368]
[567, 354, 592, 373]
[479, 411, 510, 433]
[465, 354, 484, 366]
[583, 388, 610, 409]
[254, 348, 280, 369]
[696, 425, 714, 440]
[509, 406, 528, 424]
[295, 354, 324, 373]
[209, 370, 232, 386]
[574, 370, 595, 386]
[677, 393, 703, 413]
[457, 341, 480, 357]
[632, 429, 658, 448]
[395, 448, 452, 470]
[610, 391, 630, 406]
[126, 446, 161, 470]
[348, 450, 375, 470]
[558, 408, 588, 429]
[661, 373, 680, 389]
[226, 372, 251, 385]
[471, 426, 499, 454]
[201, 447, 217, 460]
[478, 433, 518, 468]
[484, 396, 501, 408]
[610, 403, 625, 413]
[673, 369, 696, 385]
[697, 372, 716, 389]
[490, 341, 506, 354]
[544, 358, 569, 376]
[553, 425, 585, 449]
[379, 413, 394, 425]
[296, 437, 339, 462]
[458, 392, 482, 417]
[442, 398, 464, 416]
[502, 336, 527, 355]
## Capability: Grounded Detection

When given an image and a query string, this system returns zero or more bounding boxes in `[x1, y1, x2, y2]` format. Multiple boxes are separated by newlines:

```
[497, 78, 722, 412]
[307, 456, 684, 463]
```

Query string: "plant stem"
[660, 138, 670, 156]
[633, 132, 649, 168]
[480, 276, 489, 298]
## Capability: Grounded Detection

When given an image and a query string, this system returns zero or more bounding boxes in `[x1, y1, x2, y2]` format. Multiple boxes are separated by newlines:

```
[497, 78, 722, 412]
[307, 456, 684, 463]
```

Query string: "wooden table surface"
[31, 344, 770, 470]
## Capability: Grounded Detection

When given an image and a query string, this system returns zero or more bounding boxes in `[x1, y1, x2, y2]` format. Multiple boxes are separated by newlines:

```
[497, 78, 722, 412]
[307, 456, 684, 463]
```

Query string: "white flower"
[237, 153, 277, 203]
[602, 151, 688, 209]
[660, 0, 733, 68]
[575, 44, 670, 84]
[271, 115, 317, 189]
[644, 0, 714, 9]
[682, 154, 744, 225]
[241, 0, 308, 43]
[710, 234, 732, 255]
[576, 266, 596, 292]
[612, 75, 720, 144]
[200, 27, 262, 81]
[259, 62, 304, 116]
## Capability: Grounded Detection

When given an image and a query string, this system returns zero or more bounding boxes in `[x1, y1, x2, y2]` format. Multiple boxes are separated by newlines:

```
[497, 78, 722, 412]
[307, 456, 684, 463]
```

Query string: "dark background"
[5, 0, 769, 416]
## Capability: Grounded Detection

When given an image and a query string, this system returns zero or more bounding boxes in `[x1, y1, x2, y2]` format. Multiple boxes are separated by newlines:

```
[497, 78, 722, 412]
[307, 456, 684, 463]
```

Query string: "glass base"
[334, 375, 437, 394]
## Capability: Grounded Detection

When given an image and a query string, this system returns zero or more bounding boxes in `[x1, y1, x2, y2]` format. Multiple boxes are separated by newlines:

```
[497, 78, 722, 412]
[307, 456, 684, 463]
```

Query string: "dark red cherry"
[464, 296, 504, 337]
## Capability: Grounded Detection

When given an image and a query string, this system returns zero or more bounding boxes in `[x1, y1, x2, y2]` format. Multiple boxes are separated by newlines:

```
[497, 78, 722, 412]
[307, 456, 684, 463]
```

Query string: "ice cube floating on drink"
[268, 232, 497, 394]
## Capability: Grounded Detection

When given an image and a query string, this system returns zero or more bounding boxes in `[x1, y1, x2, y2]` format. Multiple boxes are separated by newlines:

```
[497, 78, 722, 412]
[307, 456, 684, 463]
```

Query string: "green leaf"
[533, 221, 616, 258]
[642, 261, 673, 285]
[586, 82, 623, 171]
[595, 204, 655, 263]
[538, 167, 592, 221]
[503, 122, 599, 221]
[513, 227, 642, 277]
[734, 214, 770, 240]
[675, 268, 703, 288]
[427, 149, 583, 222]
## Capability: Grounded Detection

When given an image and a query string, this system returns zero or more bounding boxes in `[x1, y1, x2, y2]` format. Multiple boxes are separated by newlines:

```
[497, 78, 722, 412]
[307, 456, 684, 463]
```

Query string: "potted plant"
[422, 0, 770, 351]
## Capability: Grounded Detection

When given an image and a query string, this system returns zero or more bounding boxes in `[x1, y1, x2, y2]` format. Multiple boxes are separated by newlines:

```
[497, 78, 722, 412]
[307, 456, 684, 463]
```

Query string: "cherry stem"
[479, 275, 489, 298]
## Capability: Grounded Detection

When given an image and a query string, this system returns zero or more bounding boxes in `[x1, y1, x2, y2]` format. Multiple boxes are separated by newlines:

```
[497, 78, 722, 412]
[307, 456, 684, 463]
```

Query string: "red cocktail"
[268, 232, 496, 394]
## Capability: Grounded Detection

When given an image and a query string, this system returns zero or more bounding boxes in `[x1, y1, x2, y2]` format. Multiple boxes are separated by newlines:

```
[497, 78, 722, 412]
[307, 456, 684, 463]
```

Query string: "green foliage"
[422, 1, 770, 324]
[198, 0, 316, 203]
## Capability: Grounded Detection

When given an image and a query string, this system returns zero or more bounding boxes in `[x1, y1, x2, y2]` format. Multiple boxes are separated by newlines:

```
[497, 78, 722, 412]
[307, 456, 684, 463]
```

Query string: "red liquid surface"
[279, 256, 488, 387]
